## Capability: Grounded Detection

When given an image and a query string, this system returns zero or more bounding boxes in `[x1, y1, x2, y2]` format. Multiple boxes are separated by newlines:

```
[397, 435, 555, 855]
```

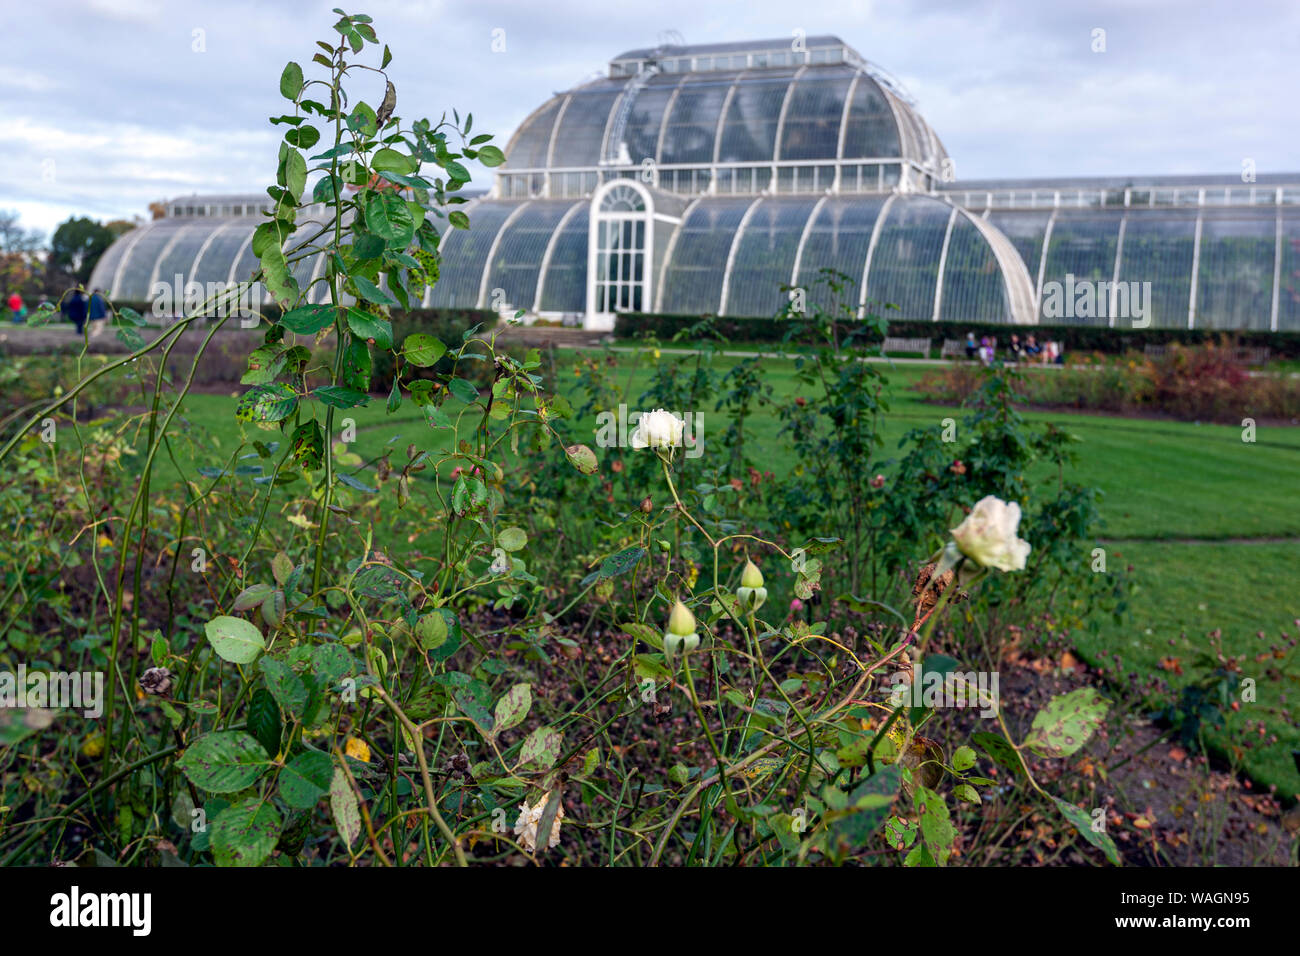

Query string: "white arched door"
[587, 180, 653, 330]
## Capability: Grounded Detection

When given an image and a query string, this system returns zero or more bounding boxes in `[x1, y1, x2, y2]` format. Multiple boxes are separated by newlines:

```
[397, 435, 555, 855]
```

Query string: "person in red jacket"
[7, 291, 23, 323]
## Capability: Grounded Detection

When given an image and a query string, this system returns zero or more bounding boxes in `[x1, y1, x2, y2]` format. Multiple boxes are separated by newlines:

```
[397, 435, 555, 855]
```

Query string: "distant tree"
[105, 218, 138, 239]
[49, 216, 115, 285]
[0, 210, 44, 254]
[0, 210, 46, 300]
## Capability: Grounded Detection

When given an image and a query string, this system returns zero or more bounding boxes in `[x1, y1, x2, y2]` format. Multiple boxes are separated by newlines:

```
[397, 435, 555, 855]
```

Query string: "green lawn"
[122, 347, 1300, 796]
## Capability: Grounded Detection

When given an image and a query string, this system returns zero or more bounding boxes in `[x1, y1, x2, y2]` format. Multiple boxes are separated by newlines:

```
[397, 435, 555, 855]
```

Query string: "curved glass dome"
[503, 36, 947, 195]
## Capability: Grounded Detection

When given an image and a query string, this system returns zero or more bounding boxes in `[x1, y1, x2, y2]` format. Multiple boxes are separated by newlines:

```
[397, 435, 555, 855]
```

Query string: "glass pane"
[717, 69, 797, 162]
[620, 74, 681, 163]
[1040, 213, 1122, 326]
[939, 214, 1010, 323]
[428, 201, 518, 308]
[659, 72, 740, 164]
[779, 71, 853, 160]
[1277, 214, 1300, 331]
[538, 204, 590, 312]
[551, 85, 622, 167]
[841, 76, 901, 159]
[725, 197, 819, 317]
[484, 201, 577, 312]
[1116, 212, 1197, 329]
[660, 198, 752, 314]
[505, 97, 562, 168]
[1197, 213, 1276, 330]
[986, 211, 1052, 282]
[866, 196, 952, 320]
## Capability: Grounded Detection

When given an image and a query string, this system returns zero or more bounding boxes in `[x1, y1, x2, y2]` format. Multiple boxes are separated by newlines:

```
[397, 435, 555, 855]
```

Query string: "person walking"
[88, 288, 108, 338]
[7, 291, 23, 323]
[964, 331, 977, 360]
[62, 289, 89, 336]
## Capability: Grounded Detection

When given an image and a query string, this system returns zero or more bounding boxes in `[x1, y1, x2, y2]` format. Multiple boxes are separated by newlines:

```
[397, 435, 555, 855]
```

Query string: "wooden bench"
[881, 336, 931, 358]
[1143, 343, 1168, 360]
[1234, 346, 1271, 366]
[940, 338, 969, 360]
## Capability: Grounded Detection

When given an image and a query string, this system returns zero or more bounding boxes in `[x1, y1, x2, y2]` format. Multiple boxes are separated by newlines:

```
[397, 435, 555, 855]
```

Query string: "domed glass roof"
[505, 40, 947, 176]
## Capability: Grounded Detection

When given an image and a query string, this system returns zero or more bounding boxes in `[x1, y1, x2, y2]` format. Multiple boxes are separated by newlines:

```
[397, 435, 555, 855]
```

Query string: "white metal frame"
[587, 180, 655, 330]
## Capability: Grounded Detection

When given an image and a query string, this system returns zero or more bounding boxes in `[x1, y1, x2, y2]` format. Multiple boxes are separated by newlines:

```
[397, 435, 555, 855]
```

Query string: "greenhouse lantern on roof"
[92, 36, 1300, 332]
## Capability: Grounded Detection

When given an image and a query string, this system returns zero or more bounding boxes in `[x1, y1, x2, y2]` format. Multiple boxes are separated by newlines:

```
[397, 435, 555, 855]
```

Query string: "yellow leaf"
[345, 736, 371, 763]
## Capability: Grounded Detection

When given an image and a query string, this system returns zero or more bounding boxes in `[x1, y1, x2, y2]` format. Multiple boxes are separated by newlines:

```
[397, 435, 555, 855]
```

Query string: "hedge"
[611, 311, 1300, 359]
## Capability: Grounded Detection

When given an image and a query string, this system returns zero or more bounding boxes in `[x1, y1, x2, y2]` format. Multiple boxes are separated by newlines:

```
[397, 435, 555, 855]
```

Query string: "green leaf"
[913, 785, 955, 867]
[1051, 795, 1121, 866]
[492, 683, 531, 737]
[416, 608, 461, 661]
[313, 385, 371, 409]
[477, 144, 506, 167]
[232, 583, 274, 611]
[451, 475, 487, 515]
[351, 274, 397, 306]
[951, 745, 977, 772]
[211, 800, 281, 867]
[290, 419, 324, 470]
[279, 751, 334, 809]
[235, 383, 297, 423]
[518, 725, 562, 771]
[565, 444, 598, 475]
[280, 304, 336, 335]
[600, 546, 645, 578]
[448, 210, 470, 230]
[247, 688, 282, 758]
[971, 731, 1028, 779]
[347, 101, 377, 137]
[402, 333, 446, 367]
[447, 378, 478, 404]
[334, 472, 375, 494]
[372, 147, 415, 174]
[1024, 688, 1110, 758]
[284, 125, 319, 149]
[279, 61, 303, 100]
[953, 783, 981, 805]
[312, 644, 356, 686]
[497, 527, 527, 552]
[204, 615, 265, 664]
[177, 731, 272, 792]
[279, 146, 307, 202]
[344, 307, 393, 348]
[364, 191, 415, 248]
[259, 658, 307, 718]
[330, 767, 361, 848]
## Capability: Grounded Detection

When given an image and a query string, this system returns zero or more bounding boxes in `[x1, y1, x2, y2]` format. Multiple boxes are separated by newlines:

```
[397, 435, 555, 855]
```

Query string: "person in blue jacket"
[62, 289, 89, 335]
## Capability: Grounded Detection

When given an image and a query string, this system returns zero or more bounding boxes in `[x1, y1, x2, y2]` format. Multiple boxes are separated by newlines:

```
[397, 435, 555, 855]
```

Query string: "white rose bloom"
[630, 409, 686, 449]
[514, 792, 564, 853]
[949, 495, 1031, 572]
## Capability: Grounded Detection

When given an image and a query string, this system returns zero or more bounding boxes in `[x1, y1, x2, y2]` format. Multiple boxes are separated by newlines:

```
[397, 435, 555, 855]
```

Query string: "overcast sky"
[3, 0, 1296, 238]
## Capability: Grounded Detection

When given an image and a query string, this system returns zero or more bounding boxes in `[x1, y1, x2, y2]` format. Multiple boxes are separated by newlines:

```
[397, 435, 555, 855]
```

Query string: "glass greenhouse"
[91, 37, 1300, 332]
